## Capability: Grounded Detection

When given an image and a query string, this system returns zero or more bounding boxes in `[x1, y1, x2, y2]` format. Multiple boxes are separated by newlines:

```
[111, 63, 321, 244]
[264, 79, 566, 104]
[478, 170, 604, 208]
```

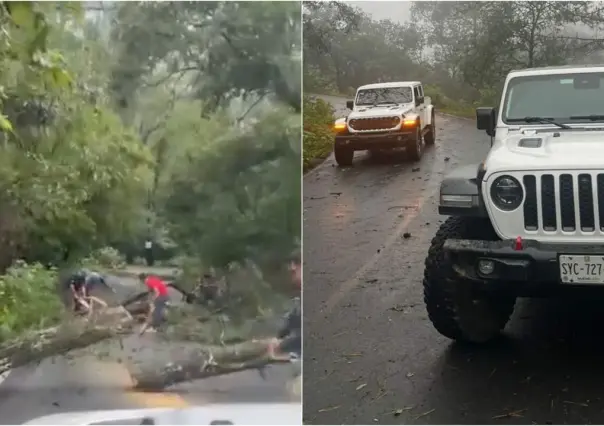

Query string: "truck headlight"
[334, 118, 347, 133]
[490, 175, 523, 211]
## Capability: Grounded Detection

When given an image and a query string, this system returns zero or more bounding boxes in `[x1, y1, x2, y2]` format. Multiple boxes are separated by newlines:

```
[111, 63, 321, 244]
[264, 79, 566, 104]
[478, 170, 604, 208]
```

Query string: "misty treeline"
[303, 1, 604, 108]
[0, 1, 301, 340]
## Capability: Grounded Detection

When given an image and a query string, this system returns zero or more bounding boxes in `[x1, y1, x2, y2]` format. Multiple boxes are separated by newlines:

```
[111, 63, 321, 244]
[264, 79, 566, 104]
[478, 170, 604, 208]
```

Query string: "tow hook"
[514, 236, 523, 251]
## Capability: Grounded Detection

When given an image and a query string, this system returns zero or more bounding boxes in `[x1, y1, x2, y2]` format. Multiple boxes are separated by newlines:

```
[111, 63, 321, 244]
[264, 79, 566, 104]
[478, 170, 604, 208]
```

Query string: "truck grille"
[522, 172, 604, 233]
[348, 116, 400, 131]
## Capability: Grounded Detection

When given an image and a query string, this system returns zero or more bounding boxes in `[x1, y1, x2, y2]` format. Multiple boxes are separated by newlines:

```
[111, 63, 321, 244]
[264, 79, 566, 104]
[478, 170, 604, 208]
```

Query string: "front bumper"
[334, 130, 415, 151]
[444, 238, 604, 293]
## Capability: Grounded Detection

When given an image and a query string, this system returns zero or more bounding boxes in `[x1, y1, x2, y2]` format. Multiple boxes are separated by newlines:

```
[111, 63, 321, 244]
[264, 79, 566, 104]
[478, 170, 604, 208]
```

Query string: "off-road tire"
[334, 145, 353, 167]
[407, 122, 423, 161]
[424, 112, 436, 145]
[423, 217, 516, 343]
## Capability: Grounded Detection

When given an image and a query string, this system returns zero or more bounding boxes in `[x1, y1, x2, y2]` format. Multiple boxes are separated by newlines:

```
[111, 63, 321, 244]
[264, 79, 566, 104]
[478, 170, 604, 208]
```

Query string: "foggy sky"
[347, 1, 412, 24]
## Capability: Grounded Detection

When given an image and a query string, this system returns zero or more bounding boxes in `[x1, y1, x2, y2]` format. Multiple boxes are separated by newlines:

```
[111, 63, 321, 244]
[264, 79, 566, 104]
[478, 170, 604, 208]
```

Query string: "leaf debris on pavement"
[392, 406, 414, 416]
[492, 408, 526, 420]
[318, 405, 341, 413]
[413, 408, 435, 421]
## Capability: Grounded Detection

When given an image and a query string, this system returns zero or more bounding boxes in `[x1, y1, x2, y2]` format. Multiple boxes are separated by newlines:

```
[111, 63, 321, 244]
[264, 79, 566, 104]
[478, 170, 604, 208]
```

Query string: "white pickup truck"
[333, 81, 435, 166]
[424, 64, 604, 344]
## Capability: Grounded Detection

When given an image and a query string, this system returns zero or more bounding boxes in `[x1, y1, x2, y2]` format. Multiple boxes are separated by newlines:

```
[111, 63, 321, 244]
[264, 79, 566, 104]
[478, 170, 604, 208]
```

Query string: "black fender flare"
[438, 164, 488, 217]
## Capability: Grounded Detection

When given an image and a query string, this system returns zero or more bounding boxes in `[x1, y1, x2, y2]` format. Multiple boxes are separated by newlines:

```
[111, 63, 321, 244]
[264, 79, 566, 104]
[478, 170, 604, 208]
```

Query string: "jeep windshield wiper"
[507, 116, 571, 129]
[569, 114, 604, 121]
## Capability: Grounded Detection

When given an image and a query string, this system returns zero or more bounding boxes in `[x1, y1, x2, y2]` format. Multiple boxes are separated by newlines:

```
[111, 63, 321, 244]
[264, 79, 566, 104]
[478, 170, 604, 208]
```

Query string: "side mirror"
[346, 100, 354, 110]
[415, 98, 421, 107]
[476, 107, 496, 137]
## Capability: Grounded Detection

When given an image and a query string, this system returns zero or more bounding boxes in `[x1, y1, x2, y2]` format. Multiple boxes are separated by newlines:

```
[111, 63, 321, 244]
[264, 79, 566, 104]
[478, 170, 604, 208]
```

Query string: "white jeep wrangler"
[424, 64, 604, 343]
[333, 81, 435, 166]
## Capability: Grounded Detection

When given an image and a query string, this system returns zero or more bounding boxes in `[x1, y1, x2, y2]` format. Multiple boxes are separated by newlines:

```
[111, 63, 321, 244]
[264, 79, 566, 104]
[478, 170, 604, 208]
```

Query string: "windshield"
[355, 87, 413, 106]
[502, 72, 604, 124]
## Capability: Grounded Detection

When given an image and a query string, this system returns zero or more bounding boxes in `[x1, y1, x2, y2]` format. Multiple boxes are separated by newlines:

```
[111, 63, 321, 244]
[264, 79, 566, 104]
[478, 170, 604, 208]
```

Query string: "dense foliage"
[0, 1, 301, 338]
[304, 1, 604, 115]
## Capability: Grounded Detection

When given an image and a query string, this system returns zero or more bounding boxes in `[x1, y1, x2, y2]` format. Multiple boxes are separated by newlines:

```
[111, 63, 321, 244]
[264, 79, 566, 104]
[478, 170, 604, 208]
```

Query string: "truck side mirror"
[476, 107, 496, 137]
[415, 97, 421, 107]
[346, 100, 354, 110]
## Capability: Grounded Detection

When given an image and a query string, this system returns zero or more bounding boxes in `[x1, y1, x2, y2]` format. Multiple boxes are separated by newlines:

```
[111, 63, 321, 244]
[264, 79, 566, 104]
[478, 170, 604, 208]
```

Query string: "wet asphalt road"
[0, 270, 295, 424]
[304, 95, 604, 425]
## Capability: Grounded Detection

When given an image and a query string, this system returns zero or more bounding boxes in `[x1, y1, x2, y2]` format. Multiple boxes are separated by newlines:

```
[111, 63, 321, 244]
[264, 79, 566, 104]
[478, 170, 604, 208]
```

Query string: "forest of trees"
[302, 1, 604, 169]
[304, 1, 604, 111]
[0, 1, 301, 346]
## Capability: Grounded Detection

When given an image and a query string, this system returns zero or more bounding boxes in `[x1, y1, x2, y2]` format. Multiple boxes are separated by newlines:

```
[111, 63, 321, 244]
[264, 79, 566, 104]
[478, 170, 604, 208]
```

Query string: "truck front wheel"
[334, 145, 354, 167]
[424, 112, 436, 145]
[407, 123, 423, 161]
[423, 217, 516, 343]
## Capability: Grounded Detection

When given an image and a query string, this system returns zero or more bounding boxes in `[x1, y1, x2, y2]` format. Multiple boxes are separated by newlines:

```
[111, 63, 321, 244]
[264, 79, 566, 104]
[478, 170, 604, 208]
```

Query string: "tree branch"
[236, 92, 268, 124]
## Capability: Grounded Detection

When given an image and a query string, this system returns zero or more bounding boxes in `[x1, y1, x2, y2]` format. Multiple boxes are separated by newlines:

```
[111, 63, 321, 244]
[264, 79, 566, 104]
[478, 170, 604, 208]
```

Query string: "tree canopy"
[303, 1, 604, 109]
[0, 0, 301, 340]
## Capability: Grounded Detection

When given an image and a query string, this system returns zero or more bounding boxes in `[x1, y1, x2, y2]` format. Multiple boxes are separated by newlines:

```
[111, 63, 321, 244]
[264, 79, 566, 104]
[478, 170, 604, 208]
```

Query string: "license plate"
[559, 255, 604, 284]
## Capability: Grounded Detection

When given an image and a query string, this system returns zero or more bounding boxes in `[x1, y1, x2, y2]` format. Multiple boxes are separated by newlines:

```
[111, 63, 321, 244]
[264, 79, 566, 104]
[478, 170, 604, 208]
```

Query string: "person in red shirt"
[138, 273, 170, 334]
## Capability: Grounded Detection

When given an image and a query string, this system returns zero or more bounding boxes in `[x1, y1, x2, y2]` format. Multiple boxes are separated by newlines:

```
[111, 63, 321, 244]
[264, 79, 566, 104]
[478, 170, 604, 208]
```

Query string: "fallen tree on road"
[0, 296, 283, 391]
[129, 339, 288, 390]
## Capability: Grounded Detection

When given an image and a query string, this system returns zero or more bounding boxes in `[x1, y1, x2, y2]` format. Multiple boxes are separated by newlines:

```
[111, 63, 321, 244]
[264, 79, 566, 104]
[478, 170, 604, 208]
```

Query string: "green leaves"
[109, 1, 301, 114]
[8, 2, 35, 28]
[163, 108, 300, 271]
[0, 113, 13, 132]
[0, 261, 63, 342]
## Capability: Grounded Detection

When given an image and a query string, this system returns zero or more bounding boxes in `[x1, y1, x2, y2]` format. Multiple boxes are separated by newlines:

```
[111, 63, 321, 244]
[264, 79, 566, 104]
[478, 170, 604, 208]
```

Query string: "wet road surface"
[304, 95, 604, 425]
[0, 269, 295, 424]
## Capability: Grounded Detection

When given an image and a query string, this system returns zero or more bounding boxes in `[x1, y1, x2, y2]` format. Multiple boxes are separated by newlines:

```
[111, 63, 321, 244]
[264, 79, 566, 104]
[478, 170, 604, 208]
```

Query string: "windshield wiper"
[507, 116, 571, 129]
[569, 114, 604, 121]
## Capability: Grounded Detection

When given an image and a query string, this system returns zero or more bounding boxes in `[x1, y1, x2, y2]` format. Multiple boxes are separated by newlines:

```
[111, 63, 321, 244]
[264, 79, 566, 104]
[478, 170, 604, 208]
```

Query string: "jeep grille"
[348, 116, 400, 132]
[522, 172, 604, 233]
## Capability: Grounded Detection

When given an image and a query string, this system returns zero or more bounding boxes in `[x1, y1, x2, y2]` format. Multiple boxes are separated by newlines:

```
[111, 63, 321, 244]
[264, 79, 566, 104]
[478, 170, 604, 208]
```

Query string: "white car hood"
[23, 403, 302, 425]
[348, 103, 414, 119]
[485, 130, 604, 175]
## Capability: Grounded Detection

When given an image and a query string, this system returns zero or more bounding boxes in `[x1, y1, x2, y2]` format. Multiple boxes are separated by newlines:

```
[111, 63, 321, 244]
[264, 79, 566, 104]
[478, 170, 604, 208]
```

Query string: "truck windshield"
[355, 87, 413, 106]
[502, 72, 604, 124]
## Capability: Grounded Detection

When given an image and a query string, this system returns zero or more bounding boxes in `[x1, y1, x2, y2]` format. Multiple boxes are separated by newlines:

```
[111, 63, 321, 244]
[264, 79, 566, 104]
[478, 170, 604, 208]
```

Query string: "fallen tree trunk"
[0, 303, 283, 391]
[0, 307, 137, 374]
[128, 340, 288, 391]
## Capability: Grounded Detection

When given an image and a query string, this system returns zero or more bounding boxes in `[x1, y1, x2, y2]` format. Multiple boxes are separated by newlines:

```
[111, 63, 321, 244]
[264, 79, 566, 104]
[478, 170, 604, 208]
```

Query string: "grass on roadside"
[303, 96, 336, 172]
[437, 104, 475, 118]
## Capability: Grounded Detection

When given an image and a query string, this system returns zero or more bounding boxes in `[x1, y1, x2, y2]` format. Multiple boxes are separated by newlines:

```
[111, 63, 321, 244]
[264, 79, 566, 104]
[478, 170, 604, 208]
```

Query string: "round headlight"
[490, 175, 523, 211]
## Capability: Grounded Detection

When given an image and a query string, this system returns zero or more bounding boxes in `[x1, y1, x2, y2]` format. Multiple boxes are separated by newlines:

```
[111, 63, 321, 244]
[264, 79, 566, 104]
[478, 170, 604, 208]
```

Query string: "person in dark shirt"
[277, 296, 301, 355]
[138, 273, 170, 334]
[66, 269, 89, 313]
[268, 257, 302, 360]
[65, 269, 108, 313]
